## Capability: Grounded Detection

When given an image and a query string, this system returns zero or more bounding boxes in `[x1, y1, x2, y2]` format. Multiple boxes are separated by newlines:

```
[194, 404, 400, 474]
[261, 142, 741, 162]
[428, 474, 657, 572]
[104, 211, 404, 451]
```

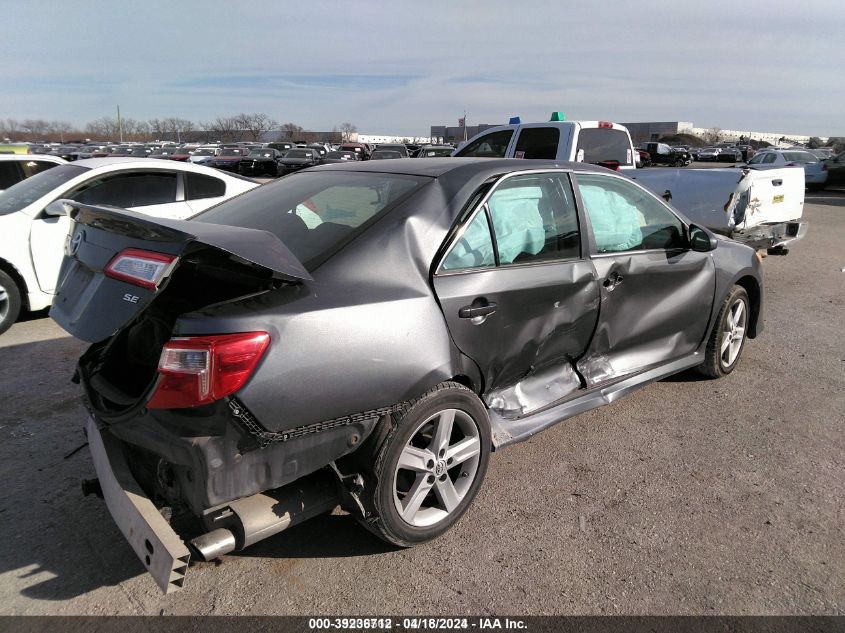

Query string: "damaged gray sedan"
[51, 158, 763, 592]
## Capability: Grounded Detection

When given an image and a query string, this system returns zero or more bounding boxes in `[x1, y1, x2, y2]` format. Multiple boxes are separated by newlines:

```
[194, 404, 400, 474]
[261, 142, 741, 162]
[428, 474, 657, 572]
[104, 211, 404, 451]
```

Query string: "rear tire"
[359, 382, 491, 547]
[0, 270, 22, 336]
[696, 285, 749, 378]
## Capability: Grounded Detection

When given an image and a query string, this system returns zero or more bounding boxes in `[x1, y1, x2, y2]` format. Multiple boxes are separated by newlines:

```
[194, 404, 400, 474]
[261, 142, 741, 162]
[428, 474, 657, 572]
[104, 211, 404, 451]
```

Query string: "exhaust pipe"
[190, 470, 339, 561]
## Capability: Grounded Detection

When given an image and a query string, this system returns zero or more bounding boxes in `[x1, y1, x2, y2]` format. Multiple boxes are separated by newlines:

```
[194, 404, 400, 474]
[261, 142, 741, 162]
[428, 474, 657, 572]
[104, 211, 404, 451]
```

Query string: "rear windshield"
[221, 148, 245, 156]
[0, 164, 89, 215]
[285, 150, 311, 159]
[576, 128, 633, 166]
[194, 171, 427, 270]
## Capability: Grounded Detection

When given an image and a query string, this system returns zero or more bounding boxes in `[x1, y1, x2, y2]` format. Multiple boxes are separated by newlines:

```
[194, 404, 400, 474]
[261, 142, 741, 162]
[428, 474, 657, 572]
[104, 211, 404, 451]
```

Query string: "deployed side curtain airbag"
[579, 184, 642, 252]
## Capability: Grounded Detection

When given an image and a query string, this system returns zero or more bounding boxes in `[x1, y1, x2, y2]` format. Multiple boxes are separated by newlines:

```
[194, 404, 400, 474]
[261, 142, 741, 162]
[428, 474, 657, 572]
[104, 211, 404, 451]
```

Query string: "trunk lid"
[50, 202, 311, 343]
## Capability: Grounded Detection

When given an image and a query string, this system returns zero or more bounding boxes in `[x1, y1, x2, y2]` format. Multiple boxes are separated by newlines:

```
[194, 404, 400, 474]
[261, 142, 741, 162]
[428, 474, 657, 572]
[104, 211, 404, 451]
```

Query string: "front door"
[572, 172, 716, 386]
[433, 172, 600, 416]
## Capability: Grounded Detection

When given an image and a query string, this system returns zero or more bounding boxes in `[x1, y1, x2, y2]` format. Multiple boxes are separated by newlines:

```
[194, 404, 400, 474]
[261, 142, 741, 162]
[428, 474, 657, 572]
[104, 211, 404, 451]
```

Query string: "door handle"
[459, 302, 497, 318]
[603, 273, 623, 290]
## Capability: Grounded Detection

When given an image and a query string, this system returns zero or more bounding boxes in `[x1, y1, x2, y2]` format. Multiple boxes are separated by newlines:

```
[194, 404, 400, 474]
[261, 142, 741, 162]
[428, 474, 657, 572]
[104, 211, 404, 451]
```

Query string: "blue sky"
[3, 0, 843, 136]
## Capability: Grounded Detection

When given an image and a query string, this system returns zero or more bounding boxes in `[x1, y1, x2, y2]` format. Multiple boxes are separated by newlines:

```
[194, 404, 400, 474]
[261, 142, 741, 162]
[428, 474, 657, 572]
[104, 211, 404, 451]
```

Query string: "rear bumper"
[85, 417, 190, 593]
[733, 220, 808, 251]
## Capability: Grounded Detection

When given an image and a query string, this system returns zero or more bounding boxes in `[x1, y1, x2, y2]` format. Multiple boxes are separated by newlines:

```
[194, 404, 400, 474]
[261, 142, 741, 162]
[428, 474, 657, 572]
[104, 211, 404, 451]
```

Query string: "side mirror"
[44, 199, 74, 217]
[689, 224, 718, 252]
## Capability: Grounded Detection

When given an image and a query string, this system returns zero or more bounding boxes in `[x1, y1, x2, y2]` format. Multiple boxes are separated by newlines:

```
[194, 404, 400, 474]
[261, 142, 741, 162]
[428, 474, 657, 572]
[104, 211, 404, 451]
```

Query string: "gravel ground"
[0, 193, 842, 615]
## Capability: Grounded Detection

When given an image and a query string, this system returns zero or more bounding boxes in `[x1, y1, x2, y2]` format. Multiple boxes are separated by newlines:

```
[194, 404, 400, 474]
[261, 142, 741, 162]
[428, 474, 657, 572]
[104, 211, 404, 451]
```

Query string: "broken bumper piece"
[85, 416, 191, 593]
[734, 220, 808, 251]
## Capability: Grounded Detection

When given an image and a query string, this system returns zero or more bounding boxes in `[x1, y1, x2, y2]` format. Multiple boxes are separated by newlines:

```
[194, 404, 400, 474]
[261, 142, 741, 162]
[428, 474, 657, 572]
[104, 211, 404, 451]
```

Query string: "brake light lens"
[105, 248, 177, 289]
[598, 121, 614, 129]
[147, 332, 270, 409]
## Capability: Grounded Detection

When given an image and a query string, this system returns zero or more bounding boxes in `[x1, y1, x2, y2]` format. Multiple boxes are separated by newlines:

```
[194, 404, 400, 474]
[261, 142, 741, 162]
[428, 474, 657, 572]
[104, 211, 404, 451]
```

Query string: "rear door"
[433, 171, 600, 415]
[572, 172, 716, 386]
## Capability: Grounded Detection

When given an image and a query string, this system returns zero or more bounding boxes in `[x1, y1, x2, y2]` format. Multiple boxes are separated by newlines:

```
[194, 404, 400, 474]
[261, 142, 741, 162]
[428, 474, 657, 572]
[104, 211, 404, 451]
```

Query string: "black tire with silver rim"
[361, 381, 491, 547]
[697, 285, 749, 378]
[0, 269, 22, 336]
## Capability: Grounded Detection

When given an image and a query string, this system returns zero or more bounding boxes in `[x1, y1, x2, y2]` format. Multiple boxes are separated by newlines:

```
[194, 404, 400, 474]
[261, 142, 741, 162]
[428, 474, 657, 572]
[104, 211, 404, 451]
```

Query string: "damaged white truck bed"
[631, 166, 807, 253]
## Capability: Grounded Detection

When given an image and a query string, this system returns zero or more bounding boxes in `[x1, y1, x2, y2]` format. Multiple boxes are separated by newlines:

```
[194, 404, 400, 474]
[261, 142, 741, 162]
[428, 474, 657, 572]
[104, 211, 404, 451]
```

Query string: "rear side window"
[186, 172, 226, 200]
[513, 127, 560, 159]
[455, 129, 514, 158]
[762, 153, 777, 164]
[440, 173, 581, 271]
[0, 162, 21, 189]
[441, 211, 495, 271]
[576, 128, 633, 167]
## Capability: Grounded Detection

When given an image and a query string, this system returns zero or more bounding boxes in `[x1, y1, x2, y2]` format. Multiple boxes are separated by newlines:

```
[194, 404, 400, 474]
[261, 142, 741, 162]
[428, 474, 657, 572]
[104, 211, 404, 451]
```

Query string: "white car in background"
[0, 157, 258, 334]
[188, 146, 221, 164]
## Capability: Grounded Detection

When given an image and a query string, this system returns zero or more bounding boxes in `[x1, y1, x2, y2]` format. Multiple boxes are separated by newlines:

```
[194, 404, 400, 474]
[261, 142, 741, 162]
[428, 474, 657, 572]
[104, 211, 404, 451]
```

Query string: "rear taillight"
[147, 332, 270, 409]
[822, 164, 828, 171]
[598, 121, 614, 129]
[105, 248, 177, 289]
[598, 160, 621, 171]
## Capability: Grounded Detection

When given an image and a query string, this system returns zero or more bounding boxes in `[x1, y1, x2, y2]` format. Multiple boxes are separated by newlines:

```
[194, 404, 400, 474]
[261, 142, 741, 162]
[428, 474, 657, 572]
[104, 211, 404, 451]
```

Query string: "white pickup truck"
[455, 118, 806, 253]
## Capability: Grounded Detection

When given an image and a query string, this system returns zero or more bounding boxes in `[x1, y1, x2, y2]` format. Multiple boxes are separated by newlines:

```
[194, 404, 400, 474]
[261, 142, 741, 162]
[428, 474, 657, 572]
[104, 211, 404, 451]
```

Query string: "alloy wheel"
[720, 298, 747, 368]
[392, 408, 482, 528]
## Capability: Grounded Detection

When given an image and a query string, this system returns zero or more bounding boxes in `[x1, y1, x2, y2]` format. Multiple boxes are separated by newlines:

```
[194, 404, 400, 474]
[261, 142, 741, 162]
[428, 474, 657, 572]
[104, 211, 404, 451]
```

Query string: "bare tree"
[211, 116, 245, 142]
[339, 122, 357, 142]
[20, 119, 51, 139]
[235, 112, 278, 142]
[701, 127, 723, 145]
[279, 122, 305, 141]
[48, 120, 74, 143]
[85, 117, 120, 139]
[0, 118, 21, 141]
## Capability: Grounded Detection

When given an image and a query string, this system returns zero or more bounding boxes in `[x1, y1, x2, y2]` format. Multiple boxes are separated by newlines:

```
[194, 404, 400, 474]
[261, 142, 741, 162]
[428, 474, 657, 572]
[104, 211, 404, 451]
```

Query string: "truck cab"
[454, 117, 636, 170]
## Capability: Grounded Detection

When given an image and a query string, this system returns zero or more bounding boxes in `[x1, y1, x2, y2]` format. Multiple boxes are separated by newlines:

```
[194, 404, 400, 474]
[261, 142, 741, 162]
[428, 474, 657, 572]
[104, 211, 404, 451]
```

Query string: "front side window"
[762, 153, 777, 164]
[454, 129, 514, 158]
[513, 127, 560, 159]
[577, 174, 685, 253]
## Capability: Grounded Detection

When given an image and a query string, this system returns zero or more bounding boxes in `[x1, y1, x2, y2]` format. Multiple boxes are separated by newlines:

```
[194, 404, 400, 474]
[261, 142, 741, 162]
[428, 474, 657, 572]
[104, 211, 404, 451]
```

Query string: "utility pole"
[117, 105, 123, 143]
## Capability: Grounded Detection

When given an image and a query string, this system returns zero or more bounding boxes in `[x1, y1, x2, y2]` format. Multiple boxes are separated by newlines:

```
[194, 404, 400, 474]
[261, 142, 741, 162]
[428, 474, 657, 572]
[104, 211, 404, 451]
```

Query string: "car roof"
[0, 154, 68, 163]
[72, 157, 245, 174]
[309, 157, 611, 179]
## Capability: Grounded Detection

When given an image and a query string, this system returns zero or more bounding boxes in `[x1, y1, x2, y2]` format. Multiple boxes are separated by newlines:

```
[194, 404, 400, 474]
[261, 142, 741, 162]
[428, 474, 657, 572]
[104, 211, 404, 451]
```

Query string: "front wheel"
[0, 270, 22, 336]
[697, 285, 749, 378]
[361, 382, 491, 547]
